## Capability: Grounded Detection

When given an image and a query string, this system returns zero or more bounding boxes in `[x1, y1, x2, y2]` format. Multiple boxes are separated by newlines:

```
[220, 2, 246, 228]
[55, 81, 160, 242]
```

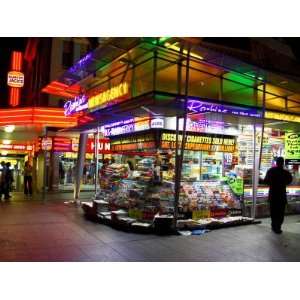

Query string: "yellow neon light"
[164, 42, 203, 60]
[88, 82, 129, 110]
[265, 111, 300, 123]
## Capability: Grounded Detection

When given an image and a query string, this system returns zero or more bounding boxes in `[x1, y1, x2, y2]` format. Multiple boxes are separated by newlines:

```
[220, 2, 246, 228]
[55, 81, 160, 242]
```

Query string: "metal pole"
[42, 127, 48, 201]
[173, 44, 184, 225]
[174, 46, 191, 227]
[174, 116, 180, 222]
[95, 127, 100, 198]
[254, 83, 266, 218]
[252, 122, 258, 219]
[94, 131, 97, 196]
[199, 151, 203, 180]
[258, 83, 266, 170]
[74, 132, 88, 204]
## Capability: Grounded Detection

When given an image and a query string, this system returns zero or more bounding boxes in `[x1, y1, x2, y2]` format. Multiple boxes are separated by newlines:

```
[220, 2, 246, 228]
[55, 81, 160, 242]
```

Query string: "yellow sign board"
[161, 132, 236, 153]
[192, 209, 210, 220]
[285, 132, 300, 159]
[88, 82, 129, 111]
[265, 111, 300, 123]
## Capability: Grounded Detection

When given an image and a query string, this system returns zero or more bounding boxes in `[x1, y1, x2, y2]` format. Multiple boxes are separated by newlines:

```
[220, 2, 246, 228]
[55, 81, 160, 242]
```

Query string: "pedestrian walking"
[24, 161, 33, 196]
[264, 157, 293, 234]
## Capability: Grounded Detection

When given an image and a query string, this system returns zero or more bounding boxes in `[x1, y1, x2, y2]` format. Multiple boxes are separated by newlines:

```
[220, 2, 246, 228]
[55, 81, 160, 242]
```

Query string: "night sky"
[0, 38, 27, 107]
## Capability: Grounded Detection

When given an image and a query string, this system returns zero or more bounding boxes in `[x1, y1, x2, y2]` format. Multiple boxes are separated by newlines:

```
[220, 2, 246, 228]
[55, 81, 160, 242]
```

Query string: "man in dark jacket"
[264, 157, 293, 234]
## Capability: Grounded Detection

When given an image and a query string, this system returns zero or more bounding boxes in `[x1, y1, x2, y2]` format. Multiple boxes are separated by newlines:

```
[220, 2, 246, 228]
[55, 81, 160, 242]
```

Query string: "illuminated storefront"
[42, 38, 300, 232]
[0, 107, 78, 193]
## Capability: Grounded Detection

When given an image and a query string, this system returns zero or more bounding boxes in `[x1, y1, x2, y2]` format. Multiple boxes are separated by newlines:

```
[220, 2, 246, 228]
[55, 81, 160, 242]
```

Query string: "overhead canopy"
[43, 37, 300, 117]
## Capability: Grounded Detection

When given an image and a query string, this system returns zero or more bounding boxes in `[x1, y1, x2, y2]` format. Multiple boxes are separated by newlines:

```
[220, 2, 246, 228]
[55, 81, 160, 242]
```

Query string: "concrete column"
[74, 132, 88, 202]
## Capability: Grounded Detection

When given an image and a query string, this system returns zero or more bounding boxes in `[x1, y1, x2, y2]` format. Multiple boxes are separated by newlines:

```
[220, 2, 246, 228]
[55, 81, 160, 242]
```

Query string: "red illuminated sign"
[86, 138, 111, 154]
[53, 137, 72, 152]
[0, 107, 78, 128]
[41, 137, 53, 151]
[39, 137, 111, 154]
[7, 71, 24, 88]
[0, 144, 33, 151]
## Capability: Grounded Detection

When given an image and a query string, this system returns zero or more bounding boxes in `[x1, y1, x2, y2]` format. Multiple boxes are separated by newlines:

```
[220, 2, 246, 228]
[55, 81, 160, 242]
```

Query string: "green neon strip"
[225, 72, 256, 86]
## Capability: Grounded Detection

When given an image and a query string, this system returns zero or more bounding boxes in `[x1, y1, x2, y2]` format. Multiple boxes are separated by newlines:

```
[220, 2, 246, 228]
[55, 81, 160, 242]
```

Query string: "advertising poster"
[285, 132, 300, 159]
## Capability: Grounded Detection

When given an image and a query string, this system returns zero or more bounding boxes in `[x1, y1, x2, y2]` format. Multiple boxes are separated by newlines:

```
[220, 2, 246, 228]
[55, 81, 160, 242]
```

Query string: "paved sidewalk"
[0, 193, 300, 262]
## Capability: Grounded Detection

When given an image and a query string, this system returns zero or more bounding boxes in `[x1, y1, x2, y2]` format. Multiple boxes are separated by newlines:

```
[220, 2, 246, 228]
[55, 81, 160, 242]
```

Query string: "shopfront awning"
[43, 37, 300, 116]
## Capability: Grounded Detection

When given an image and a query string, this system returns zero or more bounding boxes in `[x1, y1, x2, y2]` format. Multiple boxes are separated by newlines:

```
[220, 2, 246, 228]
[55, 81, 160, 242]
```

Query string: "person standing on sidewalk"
[264, 157, 293, 234]
[23, 161, 33, 196]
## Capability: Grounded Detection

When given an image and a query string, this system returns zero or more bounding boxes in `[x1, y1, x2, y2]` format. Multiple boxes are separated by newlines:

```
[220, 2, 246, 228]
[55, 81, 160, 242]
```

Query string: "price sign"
[192, 209, 210, 220]
[285, 132, 300, 159]
[227, 176, 244, 196]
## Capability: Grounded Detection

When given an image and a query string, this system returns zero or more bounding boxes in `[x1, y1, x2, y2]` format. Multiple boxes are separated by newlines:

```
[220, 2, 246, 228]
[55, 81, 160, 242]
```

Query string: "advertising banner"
[160, 131, 236, 153]
[285, 132, 300, 159]
[86, 138, 111, 154]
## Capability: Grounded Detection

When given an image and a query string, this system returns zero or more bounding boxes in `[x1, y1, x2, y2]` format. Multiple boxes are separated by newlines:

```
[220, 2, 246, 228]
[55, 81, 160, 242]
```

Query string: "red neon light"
[0, 107, 78, 127]
[0, 144, 34, 151]
[9, 87, 19, 107]
[11, 51, 22, 72]
[42, 81, 81, 98]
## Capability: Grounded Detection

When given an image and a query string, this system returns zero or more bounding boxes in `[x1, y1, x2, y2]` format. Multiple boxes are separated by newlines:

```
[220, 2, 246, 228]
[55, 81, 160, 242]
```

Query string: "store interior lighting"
[2, 139, 12, 145]
[164, 42, 204, 60]
[4, 125, 15, 133]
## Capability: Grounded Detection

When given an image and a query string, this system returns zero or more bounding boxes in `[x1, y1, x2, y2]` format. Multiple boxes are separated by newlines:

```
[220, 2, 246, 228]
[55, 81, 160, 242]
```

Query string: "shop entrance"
[0, 153, 27, 192]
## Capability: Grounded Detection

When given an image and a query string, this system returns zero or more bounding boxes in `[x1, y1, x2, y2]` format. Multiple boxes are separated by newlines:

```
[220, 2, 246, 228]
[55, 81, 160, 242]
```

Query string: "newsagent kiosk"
[42, 38, 300, 233]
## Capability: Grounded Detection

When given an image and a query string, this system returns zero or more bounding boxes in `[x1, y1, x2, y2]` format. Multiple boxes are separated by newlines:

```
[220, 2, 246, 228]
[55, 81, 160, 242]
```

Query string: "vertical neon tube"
[8, 51, 23, 107]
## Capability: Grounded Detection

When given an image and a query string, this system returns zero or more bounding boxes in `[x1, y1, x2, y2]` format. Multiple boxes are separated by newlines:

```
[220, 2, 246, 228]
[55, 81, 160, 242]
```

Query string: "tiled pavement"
[0, 193, 300, 262]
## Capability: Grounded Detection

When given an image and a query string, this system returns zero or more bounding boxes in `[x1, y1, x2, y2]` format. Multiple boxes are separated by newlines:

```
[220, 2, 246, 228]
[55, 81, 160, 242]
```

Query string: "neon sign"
[187, 99, 262, 118]
[0, 144, 33, 151]
[69, 53, 92, 73]
[8, 51, 24, 107]
[41, 137, 53, 151]
[86, 138, 111, 154]
[101, 117, 153, 137]
[64, 95, 88, 116]
[7, 71, 24, 88]
[88, 82, 129, 111]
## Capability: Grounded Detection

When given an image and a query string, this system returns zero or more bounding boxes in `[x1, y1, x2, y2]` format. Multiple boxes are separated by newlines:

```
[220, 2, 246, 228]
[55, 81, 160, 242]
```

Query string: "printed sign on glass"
[285, 132, 300, 159]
